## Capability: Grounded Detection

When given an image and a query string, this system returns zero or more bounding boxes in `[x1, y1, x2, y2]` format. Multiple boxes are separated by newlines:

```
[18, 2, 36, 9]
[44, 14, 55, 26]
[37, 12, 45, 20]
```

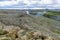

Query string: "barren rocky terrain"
[0, 10, 60, 40]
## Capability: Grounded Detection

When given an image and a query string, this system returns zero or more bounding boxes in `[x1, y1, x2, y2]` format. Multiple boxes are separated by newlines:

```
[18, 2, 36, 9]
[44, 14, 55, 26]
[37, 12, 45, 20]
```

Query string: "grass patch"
[45, 11, 60, 16]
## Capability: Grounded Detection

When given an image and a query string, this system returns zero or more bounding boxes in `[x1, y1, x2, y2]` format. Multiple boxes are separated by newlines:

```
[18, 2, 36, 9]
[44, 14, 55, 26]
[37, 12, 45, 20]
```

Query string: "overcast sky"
[0, 0, 60, 9]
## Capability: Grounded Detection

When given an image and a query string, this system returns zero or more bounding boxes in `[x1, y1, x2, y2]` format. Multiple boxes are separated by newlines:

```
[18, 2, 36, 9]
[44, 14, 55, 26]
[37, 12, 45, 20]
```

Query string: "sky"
[0, 0, 60, 9]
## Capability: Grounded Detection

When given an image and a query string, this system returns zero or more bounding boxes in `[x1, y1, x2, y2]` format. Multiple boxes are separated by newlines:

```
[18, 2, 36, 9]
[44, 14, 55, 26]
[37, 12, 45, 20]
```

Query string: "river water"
[29, 11, 60, 21]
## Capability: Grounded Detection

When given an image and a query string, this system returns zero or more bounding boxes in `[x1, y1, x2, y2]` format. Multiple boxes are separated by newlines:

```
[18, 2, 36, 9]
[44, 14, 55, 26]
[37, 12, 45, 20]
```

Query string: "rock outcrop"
[0, 10, 60, 40]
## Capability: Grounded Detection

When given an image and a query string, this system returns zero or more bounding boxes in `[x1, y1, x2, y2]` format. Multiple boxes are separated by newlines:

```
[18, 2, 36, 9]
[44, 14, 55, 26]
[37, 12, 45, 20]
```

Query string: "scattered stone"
[6, 28, 19, 39]
[3, 25, 20, 32]
[18, 29, 25, 38]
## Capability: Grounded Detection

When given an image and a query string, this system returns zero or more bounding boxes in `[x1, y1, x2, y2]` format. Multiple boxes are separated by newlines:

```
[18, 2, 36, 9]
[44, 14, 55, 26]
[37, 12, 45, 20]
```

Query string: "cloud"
[21, 0, 53, 6]
[55, 0, 60, 4]
[0, 0, 54, 6]
[38, 0, 53, 4]
[0, 0, 20, 6]
[0, 0, 60, 9]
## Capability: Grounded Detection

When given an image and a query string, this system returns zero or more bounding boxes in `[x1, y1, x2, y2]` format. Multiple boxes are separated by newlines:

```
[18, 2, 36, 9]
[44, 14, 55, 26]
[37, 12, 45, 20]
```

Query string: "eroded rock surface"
[0, 10, 60, 40]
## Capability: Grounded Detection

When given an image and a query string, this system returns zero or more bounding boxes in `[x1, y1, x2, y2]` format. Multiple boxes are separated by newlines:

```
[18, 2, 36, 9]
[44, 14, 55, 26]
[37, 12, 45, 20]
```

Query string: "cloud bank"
[0, 0, 60, 9]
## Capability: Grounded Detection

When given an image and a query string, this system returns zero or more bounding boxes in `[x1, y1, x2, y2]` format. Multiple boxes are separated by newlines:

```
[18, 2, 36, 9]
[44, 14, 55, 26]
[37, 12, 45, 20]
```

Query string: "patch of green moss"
[0, 29, 8, 35]
[1, 39, 10, 40]
[0, 37, 11, 40]
[46, 11, 60, 16]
